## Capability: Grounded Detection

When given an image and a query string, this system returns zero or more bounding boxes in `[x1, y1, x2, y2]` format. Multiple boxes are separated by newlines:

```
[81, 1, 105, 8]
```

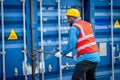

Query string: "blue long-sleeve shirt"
[61, 18, 100, 63]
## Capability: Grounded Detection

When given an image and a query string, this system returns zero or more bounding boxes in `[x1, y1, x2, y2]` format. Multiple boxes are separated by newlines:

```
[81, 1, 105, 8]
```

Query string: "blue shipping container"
[0, 0, 120, 80]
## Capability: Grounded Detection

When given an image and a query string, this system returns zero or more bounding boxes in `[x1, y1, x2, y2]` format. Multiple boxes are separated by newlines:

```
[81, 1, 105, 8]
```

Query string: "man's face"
[67, 16, 74, 23]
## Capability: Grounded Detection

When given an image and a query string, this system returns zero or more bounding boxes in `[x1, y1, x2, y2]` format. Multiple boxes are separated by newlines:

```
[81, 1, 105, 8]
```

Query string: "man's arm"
[61, 27, 79, 55]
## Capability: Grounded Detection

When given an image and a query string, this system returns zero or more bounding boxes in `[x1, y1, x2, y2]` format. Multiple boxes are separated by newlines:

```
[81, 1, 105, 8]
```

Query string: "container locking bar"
[34, 49, 74, 59]
[21, 0, 28, 80]
[0, 0, 6, 80]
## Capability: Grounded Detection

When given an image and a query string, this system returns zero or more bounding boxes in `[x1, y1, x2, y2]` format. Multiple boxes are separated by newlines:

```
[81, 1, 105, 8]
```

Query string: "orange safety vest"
[73, 20, 99, 57]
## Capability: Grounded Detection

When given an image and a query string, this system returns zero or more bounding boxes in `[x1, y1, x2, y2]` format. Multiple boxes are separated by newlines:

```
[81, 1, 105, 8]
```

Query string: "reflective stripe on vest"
[77, 42, 96, 52]
[78, 34, 94, 42]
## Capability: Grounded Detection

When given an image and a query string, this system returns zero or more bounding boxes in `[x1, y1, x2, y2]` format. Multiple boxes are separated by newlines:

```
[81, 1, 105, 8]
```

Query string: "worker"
[55, 8, 100, 80]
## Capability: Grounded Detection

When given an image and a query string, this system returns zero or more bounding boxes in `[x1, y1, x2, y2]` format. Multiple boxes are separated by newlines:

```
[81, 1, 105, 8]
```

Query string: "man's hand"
[66, 52, 72, 57]
[54, 51, 62, 58]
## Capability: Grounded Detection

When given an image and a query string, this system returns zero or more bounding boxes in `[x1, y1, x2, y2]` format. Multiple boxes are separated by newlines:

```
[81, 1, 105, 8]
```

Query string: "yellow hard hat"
[66, 8, 80, 17]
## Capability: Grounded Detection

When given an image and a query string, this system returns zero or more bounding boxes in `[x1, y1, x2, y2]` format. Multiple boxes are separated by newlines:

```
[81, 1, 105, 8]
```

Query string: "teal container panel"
[36, 0, 82, 79]
[84, 0, 120, 80]
[0, 0, 31, 79]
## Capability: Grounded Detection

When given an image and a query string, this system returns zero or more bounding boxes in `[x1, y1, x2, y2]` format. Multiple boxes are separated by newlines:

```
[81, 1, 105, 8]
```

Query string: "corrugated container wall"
[0, 0, 120, 80]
